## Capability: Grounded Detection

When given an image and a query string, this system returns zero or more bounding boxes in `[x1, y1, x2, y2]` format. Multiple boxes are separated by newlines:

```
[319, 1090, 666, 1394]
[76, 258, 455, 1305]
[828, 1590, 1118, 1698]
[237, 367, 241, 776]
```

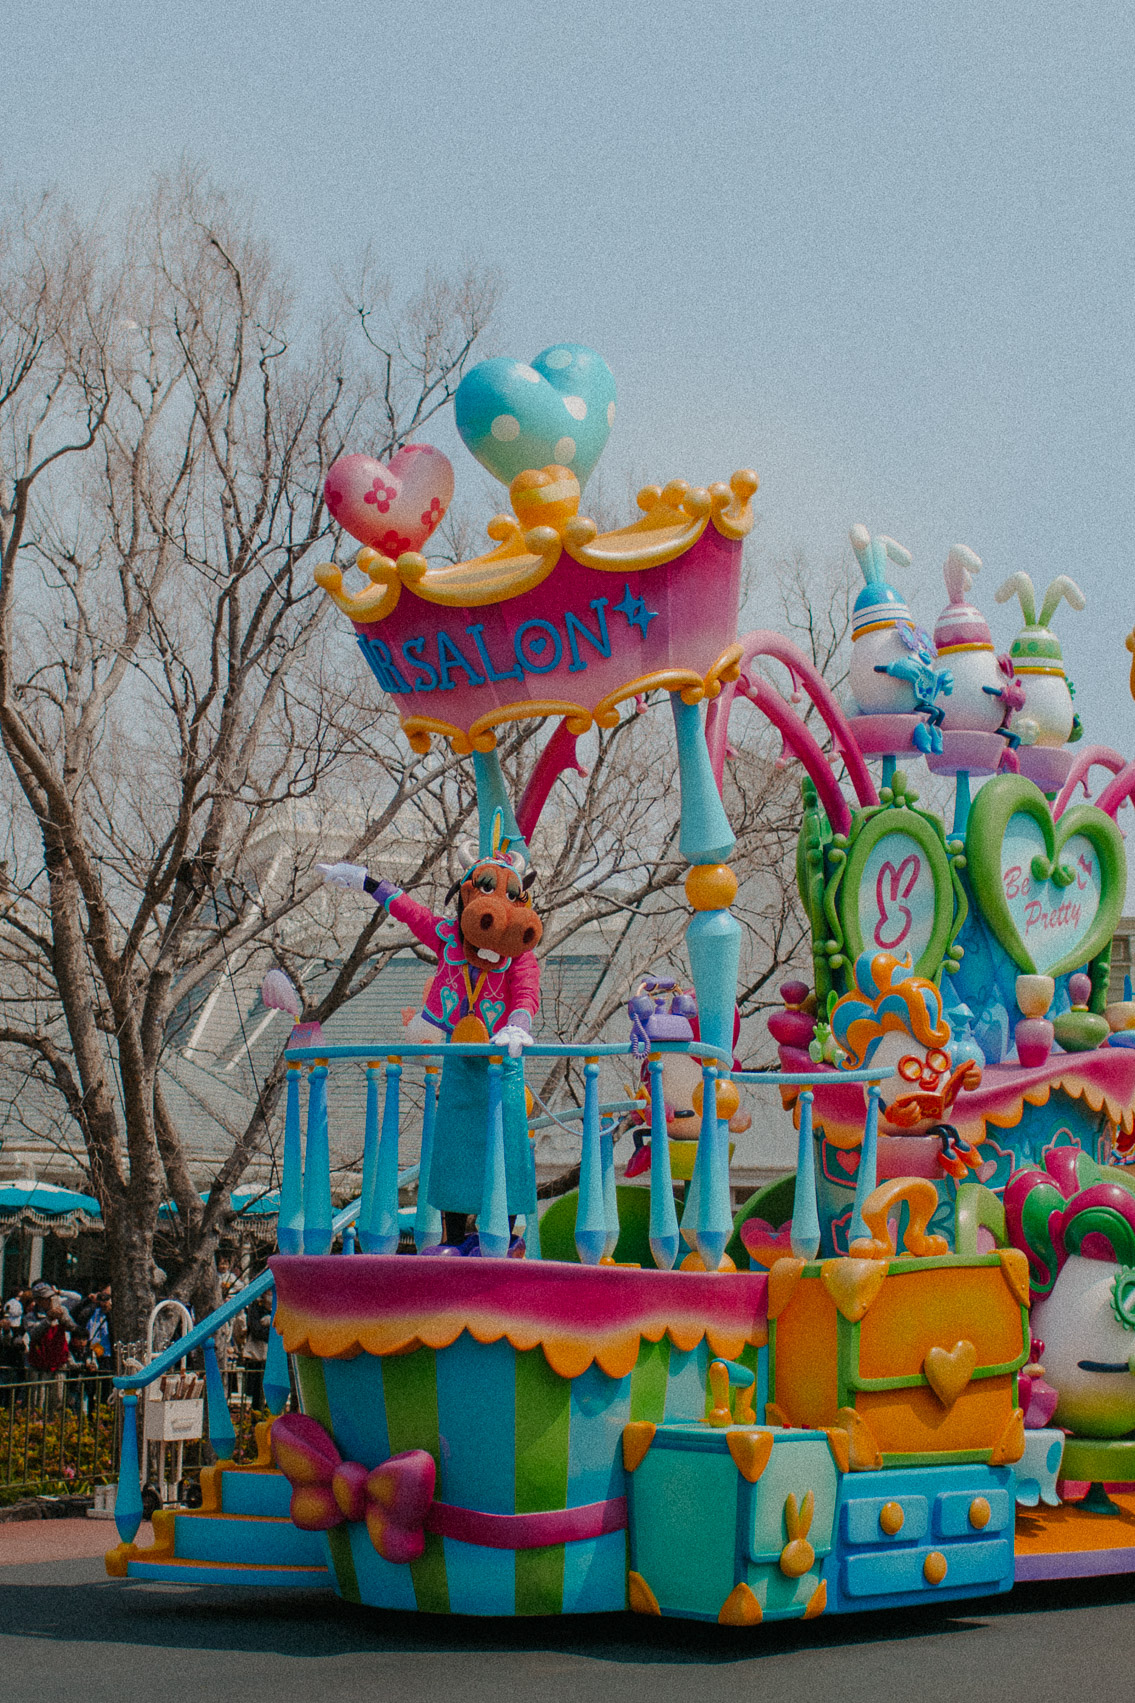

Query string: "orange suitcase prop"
[766, 1180, 1030, 1469]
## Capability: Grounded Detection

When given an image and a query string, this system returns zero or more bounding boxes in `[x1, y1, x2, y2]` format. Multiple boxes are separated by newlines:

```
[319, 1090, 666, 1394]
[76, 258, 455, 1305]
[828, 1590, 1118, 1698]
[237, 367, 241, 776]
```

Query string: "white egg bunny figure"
[995, 571, 1086, 746]
[848, 524, 920, 715]
[932, 545, 1007, 735]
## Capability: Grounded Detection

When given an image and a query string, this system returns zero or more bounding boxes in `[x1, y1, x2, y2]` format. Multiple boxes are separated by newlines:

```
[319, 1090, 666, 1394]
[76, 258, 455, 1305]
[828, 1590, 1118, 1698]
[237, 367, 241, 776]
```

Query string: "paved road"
[2, 1550, 1133, 1703]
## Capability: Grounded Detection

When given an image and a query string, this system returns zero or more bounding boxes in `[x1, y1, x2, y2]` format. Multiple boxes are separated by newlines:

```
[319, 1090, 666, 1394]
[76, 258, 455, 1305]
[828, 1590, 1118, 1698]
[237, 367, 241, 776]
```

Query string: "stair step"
[173, 1511, 326, 1568]
[219, 1469, 293, 1519]
[127, 1556, 331, 1590]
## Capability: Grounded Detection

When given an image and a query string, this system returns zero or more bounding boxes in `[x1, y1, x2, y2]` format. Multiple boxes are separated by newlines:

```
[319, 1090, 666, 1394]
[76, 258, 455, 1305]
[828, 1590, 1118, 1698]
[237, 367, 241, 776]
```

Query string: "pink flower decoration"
[364, 478, 397, 514]
[325, 485, 345, 521]
[379, 529, 413, 557]
[420, 497, 443, 528]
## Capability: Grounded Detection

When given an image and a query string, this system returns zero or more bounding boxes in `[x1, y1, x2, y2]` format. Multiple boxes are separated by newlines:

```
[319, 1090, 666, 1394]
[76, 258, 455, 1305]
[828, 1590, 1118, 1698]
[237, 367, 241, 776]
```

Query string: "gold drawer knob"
[968, 1497, 991, 1529]
[924, 1551, 948, 1585]
[878, 1501, 905, 1536]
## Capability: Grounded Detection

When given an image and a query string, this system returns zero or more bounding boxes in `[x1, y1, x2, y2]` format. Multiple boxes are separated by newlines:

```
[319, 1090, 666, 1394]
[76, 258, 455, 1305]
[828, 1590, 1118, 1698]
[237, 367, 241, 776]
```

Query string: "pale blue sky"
[7, 1, 1135, 765]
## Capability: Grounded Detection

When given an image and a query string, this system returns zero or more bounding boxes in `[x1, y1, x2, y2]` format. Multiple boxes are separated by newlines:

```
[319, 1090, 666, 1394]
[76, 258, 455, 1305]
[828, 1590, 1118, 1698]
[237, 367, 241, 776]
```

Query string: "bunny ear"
[995, 571, 1037, 625]
[944, 544, 982, 603]
[1038, 574, 1087, 627]
[880, 535, 912, 569]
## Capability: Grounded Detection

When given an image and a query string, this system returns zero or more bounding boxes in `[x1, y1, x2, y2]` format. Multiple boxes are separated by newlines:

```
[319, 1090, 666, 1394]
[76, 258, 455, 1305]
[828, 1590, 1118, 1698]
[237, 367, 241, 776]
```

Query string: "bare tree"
[0, 170, 498, 1338]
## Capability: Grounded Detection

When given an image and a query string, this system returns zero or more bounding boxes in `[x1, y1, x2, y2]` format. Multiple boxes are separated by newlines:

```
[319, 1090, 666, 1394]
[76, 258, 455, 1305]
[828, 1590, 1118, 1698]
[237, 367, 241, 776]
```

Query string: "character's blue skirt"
[426, 1054, 537, 1217]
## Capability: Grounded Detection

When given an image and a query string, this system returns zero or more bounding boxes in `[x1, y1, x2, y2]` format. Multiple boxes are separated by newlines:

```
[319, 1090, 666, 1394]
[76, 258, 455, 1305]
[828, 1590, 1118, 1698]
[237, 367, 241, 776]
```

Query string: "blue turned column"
[478, 1054, 511, 1258]
[671, 694, 741, 1270]
[277, 1060, 304, 1255]
[414, 1062, 443, 1252]
[360, 1057, 402, 1254]
[473, 748, 527, 857]
[302, 1062, 333, 1256]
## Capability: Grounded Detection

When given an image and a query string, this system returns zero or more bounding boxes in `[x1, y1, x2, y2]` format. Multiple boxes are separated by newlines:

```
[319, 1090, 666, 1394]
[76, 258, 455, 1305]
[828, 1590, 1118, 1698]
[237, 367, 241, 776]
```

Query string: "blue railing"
[112, 1041, 887, 1545]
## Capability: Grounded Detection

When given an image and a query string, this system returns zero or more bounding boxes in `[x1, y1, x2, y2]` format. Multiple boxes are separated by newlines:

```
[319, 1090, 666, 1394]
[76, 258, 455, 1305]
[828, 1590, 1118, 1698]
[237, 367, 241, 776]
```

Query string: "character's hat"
[849, 524, 914, 638]
[934, 545, 994, 654]
[996, 572, 1085, 675]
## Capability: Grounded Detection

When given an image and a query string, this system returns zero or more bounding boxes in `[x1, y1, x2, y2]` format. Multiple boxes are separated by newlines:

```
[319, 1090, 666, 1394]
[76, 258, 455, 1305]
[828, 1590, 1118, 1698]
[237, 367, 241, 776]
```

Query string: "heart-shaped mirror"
[965, 775, 1125, 978]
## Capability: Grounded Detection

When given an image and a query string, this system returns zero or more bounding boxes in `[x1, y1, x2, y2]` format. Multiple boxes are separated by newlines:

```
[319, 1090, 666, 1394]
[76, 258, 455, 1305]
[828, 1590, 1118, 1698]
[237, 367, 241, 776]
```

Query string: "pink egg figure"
[932, 545, 1006, 735]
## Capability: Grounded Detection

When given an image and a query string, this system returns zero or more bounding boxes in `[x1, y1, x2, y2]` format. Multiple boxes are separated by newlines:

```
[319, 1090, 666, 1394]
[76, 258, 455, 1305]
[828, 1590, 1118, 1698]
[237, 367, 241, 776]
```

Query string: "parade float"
[105, 345, 1135, 1624]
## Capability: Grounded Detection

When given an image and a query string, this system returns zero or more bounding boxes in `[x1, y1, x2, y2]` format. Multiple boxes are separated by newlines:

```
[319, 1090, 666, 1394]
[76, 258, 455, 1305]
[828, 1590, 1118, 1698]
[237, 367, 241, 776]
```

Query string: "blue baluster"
[600, 1117, 620, 1260]
[361, 1058, 402, 1254]
[263, 1293, 290, 1416]
[849, 1085, 881, 1246]
[789, 1089, 821, 1260]
[358, 1060, 381, 1246]
[302, 1062, 332, 1255]
[277, 1061, 304, 1255]
[670, 696, 735, 865]
[647, 1053, 679, 1270]
[341, 1223, 356, 1255]
[414, 1063, 443, 1252]
[575, 1057, 607, 1265]
[202, 1334, 236, 1461]
[693, 1064, 732, 1271]
[114, 1392, 144, 1543]
[472, 748, 527, 858]
[478, 1054, 511, 1257]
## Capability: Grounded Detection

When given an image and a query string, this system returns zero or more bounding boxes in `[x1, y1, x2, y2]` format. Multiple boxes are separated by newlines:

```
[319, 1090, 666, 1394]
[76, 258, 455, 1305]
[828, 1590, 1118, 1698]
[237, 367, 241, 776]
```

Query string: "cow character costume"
[319, 820, 541, 1246]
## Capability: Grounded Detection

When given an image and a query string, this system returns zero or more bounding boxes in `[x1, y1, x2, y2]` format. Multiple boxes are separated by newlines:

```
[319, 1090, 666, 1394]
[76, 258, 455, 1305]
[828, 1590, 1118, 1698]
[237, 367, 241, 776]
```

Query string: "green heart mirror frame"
[965, 774, 1126, 980]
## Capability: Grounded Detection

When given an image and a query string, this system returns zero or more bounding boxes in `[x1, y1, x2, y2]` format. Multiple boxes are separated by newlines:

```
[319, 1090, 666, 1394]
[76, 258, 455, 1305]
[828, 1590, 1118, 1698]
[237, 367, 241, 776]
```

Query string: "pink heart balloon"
[324, 444, 454, 556]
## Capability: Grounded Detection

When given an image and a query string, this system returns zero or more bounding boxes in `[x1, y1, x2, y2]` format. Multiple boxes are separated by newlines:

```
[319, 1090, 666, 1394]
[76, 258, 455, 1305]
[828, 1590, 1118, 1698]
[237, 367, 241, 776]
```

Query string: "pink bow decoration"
[272, 1412, 435, 1565]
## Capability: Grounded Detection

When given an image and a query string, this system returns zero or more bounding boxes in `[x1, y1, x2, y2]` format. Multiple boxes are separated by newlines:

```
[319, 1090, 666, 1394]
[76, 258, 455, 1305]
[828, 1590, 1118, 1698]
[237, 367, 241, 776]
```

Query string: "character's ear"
[522, 868, 536, 892]
[445, 880, 463, 906]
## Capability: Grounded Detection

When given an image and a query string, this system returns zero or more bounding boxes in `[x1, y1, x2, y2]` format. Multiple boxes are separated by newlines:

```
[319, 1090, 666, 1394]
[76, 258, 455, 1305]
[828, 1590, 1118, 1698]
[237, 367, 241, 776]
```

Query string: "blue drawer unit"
[625, 1423, 843, 1625]
[827, 1464, 1015, 1614]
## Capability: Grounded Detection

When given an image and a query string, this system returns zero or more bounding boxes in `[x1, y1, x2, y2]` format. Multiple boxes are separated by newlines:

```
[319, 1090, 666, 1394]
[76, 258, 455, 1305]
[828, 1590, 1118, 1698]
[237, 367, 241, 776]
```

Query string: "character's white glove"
[317, 861, 368, 891]
[495, 1024, 535, 1060]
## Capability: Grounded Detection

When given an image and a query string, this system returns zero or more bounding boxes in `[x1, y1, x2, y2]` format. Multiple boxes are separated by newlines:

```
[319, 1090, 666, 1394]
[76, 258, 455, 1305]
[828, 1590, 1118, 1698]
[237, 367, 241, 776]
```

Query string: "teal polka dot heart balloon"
[454, 344, 615, 489]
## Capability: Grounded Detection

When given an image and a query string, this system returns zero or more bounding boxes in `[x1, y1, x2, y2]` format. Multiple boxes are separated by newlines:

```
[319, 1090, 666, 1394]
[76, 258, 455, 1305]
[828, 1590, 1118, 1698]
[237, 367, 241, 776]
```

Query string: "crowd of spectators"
[0, 1281, 112, 1386]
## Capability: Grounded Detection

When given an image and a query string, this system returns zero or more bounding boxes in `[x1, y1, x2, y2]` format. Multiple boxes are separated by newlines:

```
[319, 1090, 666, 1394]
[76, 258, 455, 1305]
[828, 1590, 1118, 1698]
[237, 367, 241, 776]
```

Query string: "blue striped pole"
[647, 1053, 679, 1270]
[478, 1055, 510, 1257]
[575, 1058, 607, 1265]
[302, 1063, 332, 1255]
[414, 1063, 443, 1252]
[277, 1061, 304, 1255]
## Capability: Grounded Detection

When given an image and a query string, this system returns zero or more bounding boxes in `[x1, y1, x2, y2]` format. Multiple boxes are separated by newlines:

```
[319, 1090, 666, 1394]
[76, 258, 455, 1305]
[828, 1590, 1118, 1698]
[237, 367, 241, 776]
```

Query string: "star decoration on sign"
[613, 582, 658, 639]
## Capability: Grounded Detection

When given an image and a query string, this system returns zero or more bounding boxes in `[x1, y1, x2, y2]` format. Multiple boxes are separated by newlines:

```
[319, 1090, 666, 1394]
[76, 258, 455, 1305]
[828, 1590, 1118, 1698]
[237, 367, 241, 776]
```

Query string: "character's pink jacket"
[384, 891, 540, 1038]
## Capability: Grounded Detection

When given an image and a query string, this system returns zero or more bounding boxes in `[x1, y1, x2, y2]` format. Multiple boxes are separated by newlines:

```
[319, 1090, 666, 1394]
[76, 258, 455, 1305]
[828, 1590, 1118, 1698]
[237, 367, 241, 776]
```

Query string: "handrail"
[112, 1173, 416, 1393]
[283, 1039, 733, 1063]
[731, 1067, 890, 1084]
[526, 1098, 632, 1133]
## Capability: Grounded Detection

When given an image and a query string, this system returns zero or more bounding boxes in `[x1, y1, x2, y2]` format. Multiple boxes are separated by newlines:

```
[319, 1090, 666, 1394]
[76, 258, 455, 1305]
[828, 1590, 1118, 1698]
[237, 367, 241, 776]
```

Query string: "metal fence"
[0, 1372, 118, 1494]
[0, 1359, 272, 1497]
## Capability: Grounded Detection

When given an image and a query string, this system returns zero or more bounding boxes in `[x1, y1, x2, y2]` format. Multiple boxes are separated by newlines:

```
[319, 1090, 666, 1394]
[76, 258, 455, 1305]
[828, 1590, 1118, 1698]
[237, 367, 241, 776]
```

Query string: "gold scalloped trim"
[316, 471, 757, 619]
[399, 660, 737, 753]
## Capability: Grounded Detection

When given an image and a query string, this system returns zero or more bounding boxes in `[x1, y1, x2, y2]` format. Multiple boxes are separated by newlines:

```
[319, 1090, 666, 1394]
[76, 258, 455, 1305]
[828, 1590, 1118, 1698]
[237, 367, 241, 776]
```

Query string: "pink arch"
[1052, 746, 1129, 818]
[705, 631, 874, 837]
[1093, 762, 1135, 820]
